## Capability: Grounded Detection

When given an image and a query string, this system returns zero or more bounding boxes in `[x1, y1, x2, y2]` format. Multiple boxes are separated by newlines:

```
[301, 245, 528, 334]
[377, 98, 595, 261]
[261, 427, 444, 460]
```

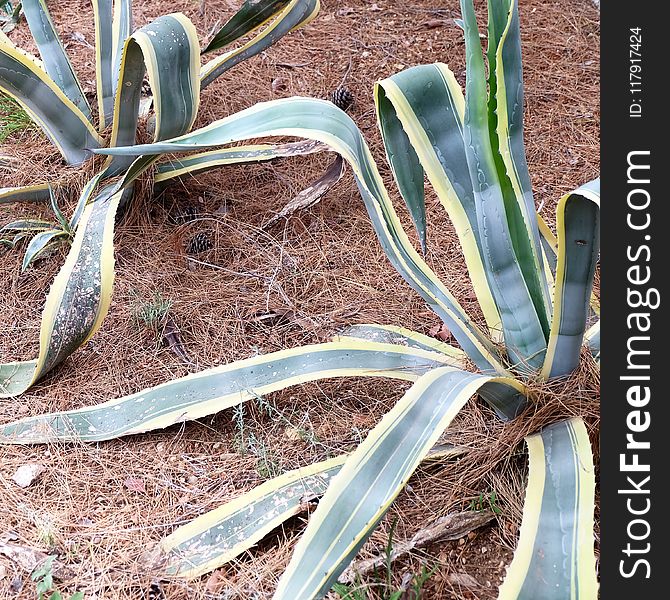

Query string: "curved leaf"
[21, 228, 68, 272]
[0, 184, 52, 205]
[155, 456, 347, 578]
[151, 443, 463, 578]
[95, 97, 508, 374]
[333, 323, 466, 363]
[459, 0, 546, 370]
[497, 418, 597, 600]
[0, 340, 461, 442]
[273, 368, 524, 599]
[262, 155, 345, 229]
[22, 0, 91, 117]
[203, 0, 291, 53]
[0, 219, 54, 233]
[155, 139, 327, 185]
[200, 0, 319, 88]
[0, 185, 123, 398]
[541, 180, 600, 378]
[0, 41, 102, 164]
[69, 173, 104, 230]
[375, 65, 502, 339]
[375, 81, 425, 251]
[105, 12, 200, 177]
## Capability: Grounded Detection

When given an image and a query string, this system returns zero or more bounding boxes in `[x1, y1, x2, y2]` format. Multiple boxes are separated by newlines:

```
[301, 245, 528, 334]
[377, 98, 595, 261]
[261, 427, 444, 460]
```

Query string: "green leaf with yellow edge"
[497, 418, 597, 600]
[0, 184, 52, 205]
[458, 0, 547, 370]
[333, 323, 467, 361]
[104, 12, 200, 177]
[95, 97, 508, 375]
[150, 444, 463, 579]
[91, 0, 114, 126]
[0, 41, 102, 164]
[0, 340, 472, 441]
[541, 180, 599, 378]
[203, 0, 292, 53]
[0, 218, 54, 233]
[200, 0, 320, 88]
[374, 65, 503, 340]
[273, 367, 524, 599]
[0, 184, 123, 397]
[22, 0, 91, 118]
[155, 140, 327, 186]
[486, 0, 552, 339]
[21, 228, 69, 272]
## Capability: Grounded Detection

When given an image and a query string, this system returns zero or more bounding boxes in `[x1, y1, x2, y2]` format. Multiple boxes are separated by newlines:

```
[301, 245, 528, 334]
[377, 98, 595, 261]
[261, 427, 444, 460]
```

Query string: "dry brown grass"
[1, 0, 599, 598]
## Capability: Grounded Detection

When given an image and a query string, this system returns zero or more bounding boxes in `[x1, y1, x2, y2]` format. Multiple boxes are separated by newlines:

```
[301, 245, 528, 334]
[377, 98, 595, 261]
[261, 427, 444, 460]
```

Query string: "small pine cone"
[147, 583, 165, 600]
[171, 202, 199, 225]
[141, 75, 152, 96]
[187, 231, 213, 254]
[329, 86, 354, 112]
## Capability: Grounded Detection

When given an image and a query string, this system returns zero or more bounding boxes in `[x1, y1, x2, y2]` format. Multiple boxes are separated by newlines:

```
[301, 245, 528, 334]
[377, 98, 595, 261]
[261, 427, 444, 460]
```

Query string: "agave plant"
[0, 0, 322, 396]
[0, 0, 21, 34]
[0, 0, 599, 598]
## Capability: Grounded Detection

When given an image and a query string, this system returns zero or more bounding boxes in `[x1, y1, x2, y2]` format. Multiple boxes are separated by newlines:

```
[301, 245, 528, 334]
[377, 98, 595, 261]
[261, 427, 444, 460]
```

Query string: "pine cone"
[170, 202, 199, 225]
[147, 583, 165, 600]
[187, 231, 213, 254]
[329, 86, 354, 112]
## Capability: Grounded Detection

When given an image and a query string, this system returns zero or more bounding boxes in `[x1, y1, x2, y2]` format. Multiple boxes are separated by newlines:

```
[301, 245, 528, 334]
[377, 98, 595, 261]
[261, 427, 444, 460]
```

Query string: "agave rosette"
[1, 1, 599, 598]
[0, 0, 321, 396]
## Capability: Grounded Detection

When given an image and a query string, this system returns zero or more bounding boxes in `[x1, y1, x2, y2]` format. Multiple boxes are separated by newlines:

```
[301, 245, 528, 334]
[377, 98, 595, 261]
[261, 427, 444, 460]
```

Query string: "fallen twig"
[161, 315, 194, 367]
[262, 156, 345, 231]
[338, 510, 495, 583]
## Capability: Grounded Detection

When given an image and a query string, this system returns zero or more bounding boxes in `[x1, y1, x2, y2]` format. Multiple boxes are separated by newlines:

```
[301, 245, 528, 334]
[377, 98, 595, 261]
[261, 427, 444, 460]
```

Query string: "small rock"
[12, 463, 46, 488]
[10, 575, 22, 593]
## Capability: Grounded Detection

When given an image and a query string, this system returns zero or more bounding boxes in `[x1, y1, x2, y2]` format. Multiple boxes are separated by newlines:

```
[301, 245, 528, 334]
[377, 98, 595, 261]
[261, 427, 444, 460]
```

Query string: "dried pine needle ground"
[1, 0, 599, 597]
